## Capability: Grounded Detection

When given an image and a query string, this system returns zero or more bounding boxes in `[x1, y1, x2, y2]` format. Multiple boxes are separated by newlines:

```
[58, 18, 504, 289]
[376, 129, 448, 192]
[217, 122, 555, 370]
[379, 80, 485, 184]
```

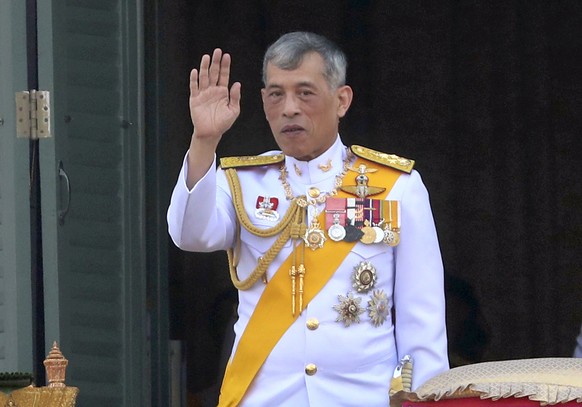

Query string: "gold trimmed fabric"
[401, 358, 582, 406]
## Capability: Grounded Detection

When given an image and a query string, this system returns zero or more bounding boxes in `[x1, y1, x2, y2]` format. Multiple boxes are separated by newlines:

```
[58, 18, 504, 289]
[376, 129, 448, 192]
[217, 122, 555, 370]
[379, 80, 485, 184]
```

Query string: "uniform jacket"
[167, 136, 449, 406]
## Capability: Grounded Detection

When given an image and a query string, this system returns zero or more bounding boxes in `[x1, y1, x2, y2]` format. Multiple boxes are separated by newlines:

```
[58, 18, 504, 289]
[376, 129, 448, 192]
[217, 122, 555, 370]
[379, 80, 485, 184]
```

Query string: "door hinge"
[15, 90, 52, 139]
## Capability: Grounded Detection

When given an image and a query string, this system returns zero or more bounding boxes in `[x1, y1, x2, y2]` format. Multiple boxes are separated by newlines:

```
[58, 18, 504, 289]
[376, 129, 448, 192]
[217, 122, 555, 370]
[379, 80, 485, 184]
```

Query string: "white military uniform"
[167, 136, 449, 406]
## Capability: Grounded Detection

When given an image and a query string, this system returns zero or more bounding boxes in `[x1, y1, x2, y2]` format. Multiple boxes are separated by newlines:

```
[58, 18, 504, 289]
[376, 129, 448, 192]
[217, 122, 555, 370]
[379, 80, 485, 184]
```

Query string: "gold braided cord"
[227, 225, 289, 290]
[224, 168, 307, 290]
[225, 168, 301, 237]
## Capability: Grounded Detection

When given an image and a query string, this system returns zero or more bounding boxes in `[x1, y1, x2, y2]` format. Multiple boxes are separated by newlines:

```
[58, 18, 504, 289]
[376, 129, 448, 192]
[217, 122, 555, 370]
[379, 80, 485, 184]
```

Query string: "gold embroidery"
[220, 154, 285, 169]
[350, 145, 414, 173]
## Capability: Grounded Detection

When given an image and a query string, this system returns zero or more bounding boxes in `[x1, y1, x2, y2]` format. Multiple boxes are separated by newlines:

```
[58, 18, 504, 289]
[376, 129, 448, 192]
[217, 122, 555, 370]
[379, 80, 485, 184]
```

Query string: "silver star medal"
[383, 227, 400, 246]
[368, 289, 389, 327]
[327, 213, 346, 242]
[333, 292, 365, 327]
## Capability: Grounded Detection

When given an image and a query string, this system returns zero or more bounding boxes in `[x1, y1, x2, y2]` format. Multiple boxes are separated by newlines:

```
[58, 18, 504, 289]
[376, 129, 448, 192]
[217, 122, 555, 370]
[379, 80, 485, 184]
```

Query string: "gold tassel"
[289, 265, 296, 316]
[298, 264, 305, 313]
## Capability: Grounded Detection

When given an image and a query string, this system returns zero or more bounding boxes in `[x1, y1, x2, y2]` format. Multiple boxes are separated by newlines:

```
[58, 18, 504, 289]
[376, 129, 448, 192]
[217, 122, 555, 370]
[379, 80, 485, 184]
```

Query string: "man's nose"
[282, 95, 300, 117]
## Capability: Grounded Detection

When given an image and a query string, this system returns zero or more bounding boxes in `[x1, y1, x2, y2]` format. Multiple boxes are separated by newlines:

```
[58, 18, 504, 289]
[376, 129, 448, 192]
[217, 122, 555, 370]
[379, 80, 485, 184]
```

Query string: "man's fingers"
[229, 82, 242, 111]
[218, 53, 232, 87]
[208, 48, 223, 86]
[198, 54, 210, 89]
[189, 68, 199, 97]
[194, 49, 233, 96]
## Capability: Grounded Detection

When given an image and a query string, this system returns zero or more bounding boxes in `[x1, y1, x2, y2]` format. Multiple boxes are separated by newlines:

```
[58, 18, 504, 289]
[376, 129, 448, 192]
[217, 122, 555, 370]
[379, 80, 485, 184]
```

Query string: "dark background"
[151, 0, 582, 403]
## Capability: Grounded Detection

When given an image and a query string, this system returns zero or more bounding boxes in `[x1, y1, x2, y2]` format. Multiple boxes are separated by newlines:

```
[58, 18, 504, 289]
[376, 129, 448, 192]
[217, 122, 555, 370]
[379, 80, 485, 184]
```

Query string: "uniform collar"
[284, 135, 346, 186]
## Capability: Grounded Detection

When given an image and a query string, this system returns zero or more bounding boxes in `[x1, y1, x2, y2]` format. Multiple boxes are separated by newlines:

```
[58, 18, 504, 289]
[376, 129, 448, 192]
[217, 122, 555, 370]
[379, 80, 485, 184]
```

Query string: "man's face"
[261, 52, 352, 161]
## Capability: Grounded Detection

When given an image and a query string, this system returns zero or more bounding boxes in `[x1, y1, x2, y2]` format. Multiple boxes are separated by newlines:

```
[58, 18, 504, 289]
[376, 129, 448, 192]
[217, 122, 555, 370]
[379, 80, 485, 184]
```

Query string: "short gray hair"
[262, 32, 347, 90]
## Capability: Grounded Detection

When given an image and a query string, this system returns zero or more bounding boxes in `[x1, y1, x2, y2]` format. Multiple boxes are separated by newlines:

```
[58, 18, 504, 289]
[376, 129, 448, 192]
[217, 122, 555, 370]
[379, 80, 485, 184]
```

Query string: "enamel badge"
[255, 196, 280, 221]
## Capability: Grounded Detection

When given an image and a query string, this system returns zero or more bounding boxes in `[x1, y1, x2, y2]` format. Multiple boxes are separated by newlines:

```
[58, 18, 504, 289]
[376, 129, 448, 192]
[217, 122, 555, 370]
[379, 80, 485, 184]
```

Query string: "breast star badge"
[352, 261, 377, 293]
[333, 292, 365, 327]
[367, 289, 389, 327]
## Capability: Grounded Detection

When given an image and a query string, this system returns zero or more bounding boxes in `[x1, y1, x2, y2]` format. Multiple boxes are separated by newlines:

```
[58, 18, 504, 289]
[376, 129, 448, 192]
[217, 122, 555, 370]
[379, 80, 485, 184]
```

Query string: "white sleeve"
[393, 170, 449, 388]
[166, 152, 236, 252]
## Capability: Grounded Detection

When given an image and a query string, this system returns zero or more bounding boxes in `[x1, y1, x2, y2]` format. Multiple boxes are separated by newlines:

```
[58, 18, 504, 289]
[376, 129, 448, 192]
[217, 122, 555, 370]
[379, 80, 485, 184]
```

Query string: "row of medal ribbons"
[324, 198, 401, 246]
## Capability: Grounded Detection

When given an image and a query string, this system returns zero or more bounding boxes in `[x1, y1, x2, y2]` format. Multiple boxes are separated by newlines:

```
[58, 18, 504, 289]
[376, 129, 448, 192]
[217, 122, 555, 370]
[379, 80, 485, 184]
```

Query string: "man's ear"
[336, 85, 353, 118]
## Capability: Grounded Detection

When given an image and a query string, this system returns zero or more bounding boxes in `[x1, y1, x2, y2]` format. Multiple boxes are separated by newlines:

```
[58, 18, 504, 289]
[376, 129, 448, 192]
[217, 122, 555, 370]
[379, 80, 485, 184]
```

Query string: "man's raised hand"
[185, 49, 241, 188]
[189, 48, 241, 142]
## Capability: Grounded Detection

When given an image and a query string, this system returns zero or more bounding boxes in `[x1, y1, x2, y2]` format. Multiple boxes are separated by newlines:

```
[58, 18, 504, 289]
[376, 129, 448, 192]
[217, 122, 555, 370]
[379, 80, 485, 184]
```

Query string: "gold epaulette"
[220, 154, 285, 169]
[350, 145, 415, 173]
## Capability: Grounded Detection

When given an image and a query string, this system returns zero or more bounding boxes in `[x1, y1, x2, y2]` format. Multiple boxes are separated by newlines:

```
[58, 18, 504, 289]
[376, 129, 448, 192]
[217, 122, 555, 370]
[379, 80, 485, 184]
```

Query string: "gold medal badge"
[381, 200, 401, 247]
[352, 261, 377, 293]
[360, 220, 377, 244]
[303, 218, 326, 250]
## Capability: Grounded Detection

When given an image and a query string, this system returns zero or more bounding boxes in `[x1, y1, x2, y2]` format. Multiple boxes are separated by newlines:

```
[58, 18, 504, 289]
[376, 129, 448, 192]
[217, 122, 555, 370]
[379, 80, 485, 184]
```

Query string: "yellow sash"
[218, 159, 402, 406]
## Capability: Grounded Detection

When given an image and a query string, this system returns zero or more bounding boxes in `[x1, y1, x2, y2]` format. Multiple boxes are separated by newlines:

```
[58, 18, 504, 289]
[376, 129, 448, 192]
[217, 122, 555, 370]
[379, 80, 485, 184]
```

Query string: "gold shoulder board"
[350, 145, 415, 173]
[220, 154, 285, 169]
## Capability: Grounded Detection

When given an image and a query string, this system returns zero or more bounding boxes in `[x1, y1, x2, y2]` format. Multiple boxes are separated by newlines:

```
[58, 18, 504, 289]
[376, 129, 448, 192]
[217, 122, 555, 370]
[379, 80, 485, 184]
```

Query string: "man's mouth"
[281, 125, 305, 136]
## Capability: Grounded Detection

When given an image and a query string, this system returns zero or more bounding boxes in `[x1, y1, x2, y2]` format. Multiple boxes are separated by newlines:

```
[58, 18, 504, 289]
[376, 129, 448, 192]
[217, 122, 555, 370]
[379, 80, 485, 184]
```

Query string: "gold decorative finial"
[43, 341, 69, 388]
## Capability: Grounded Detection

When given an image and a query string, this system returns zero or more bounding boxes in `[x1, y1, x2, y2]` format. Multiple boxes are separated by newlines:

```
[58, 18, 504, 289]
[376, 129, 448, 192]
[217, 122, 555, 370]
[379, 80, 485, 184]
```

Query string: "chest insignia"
[367, 289, 390, 327]
[352, 261, 377, 293]
[333, 262, 390, 328]
[325, 198, 401, 246]
[340, 164, 386, 199]
[303, 218, 326, 250]
[333, 292, 365, 327]
[255, 196, 280, 221]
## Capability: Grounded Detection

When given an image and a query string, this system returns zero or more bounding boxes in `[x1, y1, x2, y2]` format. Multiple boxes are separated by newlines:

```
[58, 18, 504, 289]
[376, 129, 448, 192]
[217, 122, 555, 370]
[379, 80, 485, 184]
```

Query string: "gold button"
[305, 363, 317, 376]
[306, 318, 319, 330]
[308, 187, 320, 198]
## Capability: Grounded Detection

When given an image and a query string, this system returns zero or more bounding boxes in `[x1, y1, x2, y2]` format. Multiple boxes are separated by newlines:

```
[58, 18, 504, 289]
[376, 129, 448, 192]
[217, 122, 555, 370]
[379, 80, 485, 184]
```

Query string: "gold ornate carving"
[44, 342, 68, 388]
[0, 342, 78, 407]
[1, 387, 79, 407]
